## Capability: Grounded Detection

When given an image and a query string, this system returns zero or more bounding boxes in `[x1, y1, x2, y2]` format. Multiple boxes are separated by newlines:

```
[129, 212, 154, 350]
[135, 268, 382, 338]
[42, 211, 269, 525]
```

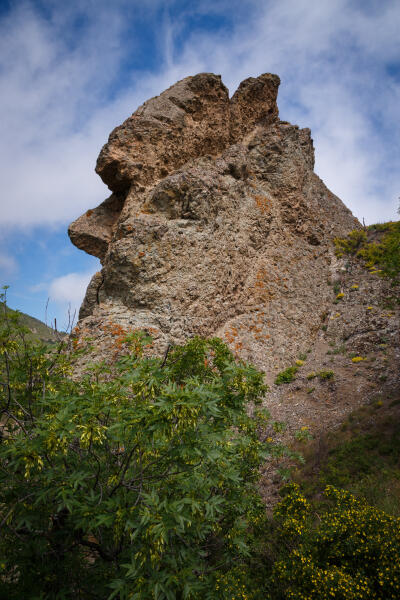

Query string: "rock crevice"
[69, 72, 359, 374]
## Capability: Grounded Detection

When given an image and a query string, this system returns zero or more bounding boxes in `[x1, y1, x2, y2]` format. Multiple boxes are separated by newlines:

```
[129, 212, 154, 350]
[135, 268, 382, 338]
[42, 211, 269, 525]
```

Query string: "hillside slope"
[1, 303, 63, 343]
[260, 224, 400, 507]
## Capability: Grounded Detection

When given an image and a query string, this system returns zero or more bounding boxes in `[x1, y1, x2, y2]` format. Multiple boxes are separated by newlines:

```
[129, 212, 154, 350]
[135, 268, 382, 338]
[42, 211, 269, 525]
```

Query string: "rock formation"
[69, 72, 360, 376]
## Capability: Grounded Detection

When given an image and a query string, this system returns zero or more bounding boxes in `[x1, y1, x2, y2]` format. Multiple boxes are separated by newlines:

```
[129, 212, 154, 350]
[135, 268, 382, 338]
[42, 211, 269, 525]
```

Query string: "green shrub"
[269, 484, 400, 599]
[317, 370, 334, 380]
[334, 229, 366, 256]
[274, 366, 298, 385]
[0, 289, 272, 600]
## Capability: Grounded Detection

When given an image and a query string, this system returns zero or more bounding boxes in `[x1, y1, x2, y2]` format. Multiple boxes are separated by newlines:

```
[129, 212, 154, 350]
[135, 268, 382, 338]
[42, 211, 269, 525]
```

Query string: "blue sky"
[0, 0, 399, 328]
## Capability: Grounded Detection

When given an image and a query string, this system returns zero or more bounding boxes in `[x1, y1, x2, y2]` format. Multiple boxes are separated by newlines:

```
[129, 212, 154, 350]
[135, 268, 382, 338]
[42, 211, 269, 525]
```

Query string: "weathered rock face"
[69, 72, 359, 376]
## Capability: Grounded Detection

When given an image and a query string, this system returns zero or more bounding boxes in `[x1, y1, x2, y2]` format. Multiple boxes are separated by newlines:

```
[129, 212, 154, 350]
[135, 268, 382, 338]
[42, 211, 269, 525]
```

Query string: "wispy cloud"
[152, 0, 400, 223]
[48, 270, 93, 304]
[0, 253, 18, 277]
[1, 0, 399, 234]
[0, 1, 132, 228]
[46, 270, 94, 327]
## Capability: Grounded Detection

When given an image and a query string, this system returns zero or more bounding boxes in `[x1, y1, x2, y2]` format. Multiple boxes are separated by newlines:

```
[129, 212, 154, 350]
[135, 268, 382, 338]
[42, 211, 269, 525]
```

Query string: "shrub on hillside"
[274, 366, 298, 385]
[268, 484, 400, 599]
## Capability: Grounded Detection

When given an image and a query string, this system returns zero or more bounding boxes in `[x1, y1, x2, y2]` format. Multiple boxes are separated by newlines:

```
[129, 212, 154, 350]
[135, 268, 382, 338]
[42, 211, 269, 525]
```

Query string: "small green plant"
[330, 344, 347, 355]
[275, 366, 298, 385]
[294, 427, 312, 443]
[306, 372, 316, 380]
[317, 370, 334, 380]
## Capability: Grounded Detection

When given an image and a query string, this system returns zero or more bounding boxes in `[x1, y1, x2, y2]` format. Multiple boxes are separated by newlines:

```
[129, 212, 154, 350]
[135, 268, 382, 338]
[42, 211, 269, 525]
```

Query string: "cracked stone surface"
[69, 72, 360, 376]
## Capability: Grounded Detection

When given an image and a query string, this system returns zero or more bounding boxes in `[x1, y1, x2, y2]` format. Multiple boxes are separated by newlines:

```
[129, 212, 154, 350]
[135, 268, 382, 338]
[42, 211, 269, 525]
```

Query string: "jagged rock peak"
[69, 72, 359, 376]
[69, 73, 280, 259]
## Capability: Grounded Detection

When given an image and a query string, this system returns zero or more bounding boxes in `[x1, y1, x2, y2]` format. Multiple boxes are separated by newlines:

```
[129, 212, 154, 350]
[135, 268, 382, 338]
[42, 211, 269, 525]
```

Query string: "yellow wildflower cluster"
[351, 356, 365, 363]
[271, 485, 400, 599]
[213, 567, 258, 599]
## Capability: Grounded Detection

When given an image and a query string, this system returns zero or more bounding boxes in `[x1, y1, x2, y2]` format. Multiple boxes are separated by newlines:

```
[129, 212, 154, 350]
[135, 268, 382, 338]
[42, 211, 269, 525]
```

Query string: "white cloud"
[49, 270, 94, 304]
[47, 269, 96, 326]
[0, 0, 399, 237]
[0, 253, 18, 277]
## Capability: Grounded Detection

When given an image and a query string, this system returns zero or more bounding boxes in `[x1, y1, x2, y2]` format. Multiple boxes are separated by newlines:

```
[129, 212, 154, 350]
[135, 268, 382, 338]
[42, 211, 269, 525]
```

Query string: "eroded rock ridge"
[69, 72, 359, 375]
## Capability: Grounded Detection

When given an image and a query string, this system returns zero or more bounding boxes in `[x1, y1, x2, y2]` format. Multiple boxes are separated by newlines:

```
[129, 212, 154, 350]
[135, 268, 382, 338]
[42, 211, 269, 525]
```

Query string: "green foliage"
[359, 221, 400, 279]
[334, 229, 367, 256]
[0, 288, 272, 600]
[334, 221, 400, 280]
[317, 369, 334, 380]
[294, 402, 400, 516]
[269, 484, 400, 599]
[0, 296, 63, 343]
[274, 366, 298, 385]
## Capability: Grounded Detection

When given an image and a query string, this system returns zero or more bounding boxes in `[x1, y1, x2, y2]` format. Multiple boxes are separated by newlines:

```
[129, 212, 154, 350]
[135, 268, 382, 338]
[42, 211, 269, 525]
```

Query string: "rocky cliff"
[69, 72, 360, 375]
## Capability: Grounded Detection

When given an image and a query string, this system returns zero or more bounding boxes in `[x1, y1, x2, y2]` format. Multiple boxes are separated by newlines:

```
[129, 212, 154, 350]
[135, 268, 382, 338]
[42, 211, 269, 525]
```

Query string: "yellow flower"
[295, 359, 304, 366]
[336, 293, 344, 299]
[351, 356, 364, 363]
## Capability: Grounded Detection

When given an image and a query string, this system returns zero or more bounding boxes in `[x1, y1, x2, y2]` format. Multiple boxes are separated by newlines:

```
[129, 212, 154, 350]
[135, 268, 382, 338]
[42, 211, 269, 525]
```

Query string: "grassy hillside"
[1, 303, 65, 343]
[292, 395, 400, 516]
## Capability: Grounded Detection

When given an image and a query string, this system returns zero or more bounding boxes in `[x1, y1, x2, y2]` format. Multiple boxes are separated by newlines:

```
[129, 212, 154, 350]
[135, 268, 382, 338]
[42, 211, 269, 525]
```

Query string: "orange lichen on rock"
[67, 71, 360, 376]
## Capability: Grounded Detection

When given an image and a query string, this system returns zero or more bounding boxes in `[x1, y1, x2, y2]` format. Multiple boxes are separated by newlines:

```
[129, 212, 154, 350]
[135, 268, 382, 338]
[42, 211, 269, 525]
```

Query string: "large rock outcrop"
[69, 72, 359, 376]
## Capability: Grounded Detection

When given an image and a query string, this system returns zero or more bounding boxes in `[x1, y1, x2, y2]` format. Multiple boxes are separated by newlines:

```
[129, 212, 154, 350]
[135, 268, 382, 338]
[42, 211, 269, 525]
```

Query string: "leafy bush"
[0, 289, 272, 600]
[274, 366, 298, 385]
[269, 484, 400, 599]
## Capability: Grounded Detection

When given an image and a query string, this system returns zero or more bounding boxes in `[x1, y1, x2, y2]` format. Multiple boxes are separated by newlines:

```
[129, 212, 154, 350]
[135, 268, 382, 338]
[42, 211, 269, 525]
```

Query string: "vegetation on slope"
[334, 220, 400, 281]
[1, 296, 63, 343]
[293, 398, 400, 517]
